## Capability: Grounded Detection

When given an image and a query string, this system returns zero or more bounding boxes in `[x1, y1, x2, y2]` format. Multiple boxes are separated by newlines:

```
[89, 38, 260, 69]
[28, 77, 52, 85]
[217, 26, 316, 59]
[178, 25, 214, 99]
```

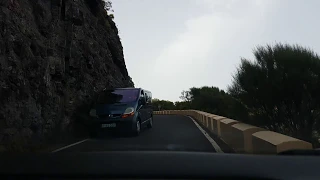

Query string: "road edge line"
[186, 116, 224, 153]
[51, 138, 90, 153]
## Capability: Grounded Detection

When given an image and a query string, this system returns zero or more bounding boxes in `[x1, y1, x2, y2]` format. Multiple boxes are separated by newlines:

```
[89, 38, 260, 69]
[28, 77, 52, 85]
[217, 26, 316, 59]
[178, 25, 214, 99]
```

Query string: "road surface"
[54, 115, 218, 153]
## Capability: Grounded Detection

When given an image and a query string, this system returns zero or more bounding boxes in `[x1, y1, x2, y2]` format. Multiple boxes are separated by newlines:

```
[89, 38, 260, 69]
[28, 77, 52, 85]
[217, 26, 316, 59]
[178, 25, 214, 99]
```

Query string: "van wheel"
[133, 119, 141, 136]
[147, 116, 153, 128]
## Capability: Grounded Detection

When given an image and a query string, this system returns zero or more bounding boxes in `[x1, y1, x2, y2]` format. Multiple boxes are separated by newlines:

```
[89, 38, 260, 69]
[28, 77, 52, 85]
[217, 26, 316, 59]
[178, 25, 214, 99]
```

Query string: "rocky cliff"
[0, 0, 134, 152]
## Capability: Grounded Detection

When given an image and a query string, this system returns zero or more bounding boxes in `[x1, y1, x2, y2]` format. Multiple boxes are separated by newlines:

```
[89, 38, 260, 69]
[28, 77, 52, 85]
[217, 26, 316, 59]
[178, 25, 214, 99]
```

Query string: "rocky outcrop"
[0, 0, 134, 152]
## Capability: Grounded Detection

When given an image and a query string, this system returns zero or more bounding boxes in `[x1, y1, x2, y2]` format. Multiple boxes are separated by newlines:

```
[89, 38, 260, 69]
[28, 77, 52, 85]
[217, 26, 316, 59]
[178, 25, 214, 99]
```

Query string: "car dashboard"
[0, 151, 319, 180]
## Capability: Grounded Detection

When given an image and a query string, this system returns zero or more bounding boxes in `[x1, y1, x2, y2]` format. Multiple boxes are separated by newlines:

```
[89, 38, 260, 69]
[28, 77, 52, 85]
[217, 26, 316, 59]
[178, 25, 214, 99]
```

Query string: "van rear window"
[97, 89, 139, 104]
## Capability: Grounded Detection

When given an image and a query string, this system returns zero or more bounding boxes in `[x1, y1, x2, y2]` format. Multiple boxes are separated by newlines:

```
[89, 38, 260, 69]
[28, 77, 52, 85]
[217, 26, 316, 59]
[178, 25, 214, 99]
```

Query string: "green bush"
[228, 43, 320, 146]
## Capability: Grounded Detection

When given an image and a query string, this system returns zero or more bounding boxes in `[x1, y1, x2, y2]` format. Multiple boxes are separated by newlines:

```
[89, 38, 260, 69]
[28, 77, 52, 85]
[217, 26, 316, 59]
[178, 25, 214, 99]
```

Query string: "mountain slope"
[0, 0, 133, 151]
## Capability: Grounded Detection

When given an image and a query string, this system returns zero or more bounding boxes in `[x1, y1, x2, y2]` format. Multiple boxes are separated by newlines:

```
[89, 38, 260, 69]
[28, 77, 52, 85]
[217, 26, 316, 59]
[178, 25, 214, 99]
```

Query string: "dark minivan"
[89, 88, 153, 136]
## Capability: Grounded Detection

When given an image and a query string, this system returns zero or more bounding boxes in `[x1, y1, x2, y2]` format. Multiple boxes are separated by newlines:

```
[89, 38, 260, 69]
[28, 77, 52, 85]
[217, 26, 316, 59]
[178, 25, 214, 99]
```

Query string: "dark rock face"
[0, 0, 134, 151]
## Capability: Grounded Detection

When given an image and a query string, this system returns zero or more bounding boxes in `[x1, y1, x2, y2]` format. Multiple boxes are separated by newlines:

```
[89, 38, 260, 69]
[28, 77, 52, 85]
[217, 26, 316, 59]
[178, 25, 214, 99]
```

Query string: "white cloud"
[147, 0, 277, 101]
[114, 0, 320, 102]
[152, 15, 216, 75]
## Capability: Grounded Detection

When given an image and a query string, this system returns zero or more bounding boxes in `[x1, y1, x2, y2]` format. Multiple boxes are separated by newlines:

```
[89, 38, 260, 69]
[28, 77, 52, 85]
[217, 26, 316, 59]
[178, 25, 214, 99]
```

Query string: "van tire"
[132, 119, 141, 136]
[147, 116, 153, 128]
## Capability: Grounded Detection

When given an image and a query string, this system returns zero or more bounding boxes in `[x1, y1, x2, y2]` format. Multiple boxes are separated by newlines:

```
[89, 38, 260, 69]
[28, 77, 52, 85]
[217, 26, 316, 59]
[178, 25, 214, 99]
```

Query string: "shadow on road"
[93, 126, 154, 139]
[93, 131, 135, 139]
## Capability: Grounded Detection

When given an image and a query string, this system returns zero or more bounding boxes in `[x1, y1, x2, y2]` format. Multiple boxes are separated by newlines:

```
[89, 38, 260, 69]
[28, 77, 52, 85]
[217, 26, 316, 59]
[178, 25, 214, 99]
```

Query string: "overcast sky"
[111, 0, 320, 102]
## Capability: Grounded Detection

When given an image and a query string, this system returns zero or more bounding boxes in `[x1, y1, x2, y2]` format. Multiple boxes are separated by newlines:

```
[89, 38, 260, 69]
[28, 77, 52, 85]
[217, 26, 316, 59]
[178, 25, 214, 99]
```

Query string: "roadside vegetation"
[152, 43, 320, 148]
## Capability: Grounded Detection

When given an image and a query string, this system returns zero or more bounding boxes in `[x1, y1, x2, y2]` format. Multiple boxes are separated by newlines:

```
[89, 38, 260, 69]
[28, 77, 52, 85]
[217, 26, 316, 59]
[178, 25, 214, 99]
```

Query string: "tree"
[179, 90, 191, 102]
[102, 0, 114, 19]
[228, 43, 320, 144]
[175, 101, 191, 110]
[103, 0, 113, 11]
[151, 99, 175, 111]
[179, 86, 249, 121]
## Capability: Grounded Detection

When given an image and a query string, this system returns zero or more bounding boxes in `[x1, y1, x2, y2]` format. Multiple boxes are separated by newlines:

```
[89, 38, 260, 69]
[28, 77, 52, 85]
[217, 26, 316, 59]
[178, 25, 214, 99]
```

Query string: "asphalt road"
[55, 115, 217, 153]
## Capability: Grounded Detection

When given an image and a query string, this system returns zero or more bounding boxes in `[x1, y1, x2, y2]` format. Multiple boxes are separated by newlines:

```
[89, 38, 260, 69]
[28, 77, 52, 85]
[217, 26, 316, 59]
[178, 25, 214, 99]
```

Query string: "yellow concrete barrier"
[191, 110, 200, 121]
[199, 112, 207, 125]
[204, 113, 211, 128]
[211, 116, 227, 136]
[205, 113, 215, 129]
[153, 109, 313, 153]
[205, 114, 218, 132]
[252, 131, 313, 154]
[197, 112, 203, 123]
[194, 111, 200, 121]
[220, 118, 239, 145]
[230, 123, 264, 153]
[201, 112, 207, 125]
[195, 113, 217, 132]
[201, 112, 211, 125]
[195, 111, 201, 120]
[197, 111, 202, 121]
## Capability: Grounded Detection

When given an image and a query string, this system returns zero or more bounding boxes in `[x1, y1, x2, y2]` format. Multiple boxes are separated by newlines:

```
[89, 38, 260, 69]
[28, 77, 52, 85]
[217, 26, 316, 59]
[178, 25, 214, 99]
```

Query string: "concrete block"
[212, 116, 227, 136]
[230, 123, 264, 153]
[252, 131, 313, 154]
[220, 118, 239, 145]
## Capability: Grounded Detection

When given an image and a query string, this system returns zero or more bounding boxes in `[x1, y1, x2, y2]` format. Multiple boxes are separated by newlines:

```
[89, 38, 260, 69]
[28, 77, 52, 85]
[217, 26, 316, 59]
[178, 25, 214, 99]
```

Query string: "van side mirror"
[139, 97, 146, 105]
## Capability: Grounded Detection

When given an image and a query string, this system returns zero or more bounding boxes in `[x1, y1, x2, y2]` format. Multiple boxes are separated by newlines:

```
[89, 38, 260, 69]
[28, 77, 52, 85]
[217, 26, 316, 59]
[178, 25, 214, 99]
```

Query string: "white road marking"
[187, 116, 224, 153]
[51, 138, 90, 153]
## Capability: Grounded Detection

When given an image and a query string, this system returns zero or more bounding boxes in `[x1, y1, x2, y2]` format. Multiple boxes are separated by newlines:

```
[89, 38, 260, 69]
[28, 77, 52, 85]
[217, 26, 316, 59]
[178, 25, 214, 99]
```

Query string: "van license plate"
[101, 123, 116, 128]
